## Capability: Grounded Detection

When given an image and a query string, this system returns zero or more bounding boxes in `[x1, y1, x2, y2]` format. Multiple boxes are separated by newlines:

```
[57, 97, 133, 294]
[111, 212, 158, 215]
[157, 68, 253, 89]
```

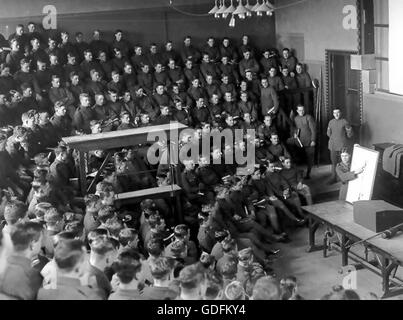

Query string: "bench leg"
[78, 151, 87, 196]
[175, 194, 184, 224]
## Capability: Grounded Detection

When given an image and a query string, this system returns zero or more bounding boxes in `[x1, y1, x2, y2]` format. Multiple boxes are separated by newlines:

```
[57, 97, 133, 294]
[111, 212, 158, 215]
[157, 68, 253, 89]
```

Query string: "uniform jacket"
[38, 276, 103, 300]
[239, 58, 260, 78]
[260, 86, 279, 116]
[336, 161, 357, 200]
[294, 114, 316, 146]
[327, 118, 352, 151]
[0, 255, 43, 300]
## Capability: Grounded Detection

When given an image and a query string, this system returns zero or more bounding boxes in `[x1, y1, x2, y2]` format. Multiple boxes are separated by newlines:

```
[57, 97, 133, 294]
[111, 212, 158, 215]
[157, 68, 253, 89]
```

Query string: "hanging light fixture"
[215, 0, 228, 18]
[233, 0, 250, 20]
[229, 14, 236, 27]
[245, 0, 253, 17]
[251, 0, 262, 13]
[265, 0, 275, 15]
[208, 0, 220, 15]
[223, 0, 236, 18]
[213, 0, 223, 18]
[255, 0, 273, 16]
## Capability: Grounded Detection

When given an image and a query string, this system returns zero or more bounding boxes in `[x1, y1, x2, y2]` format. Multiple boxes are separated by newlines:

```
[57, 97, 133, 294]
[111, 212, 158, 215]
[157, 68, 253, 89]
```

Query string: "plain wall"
[361, 92, 403, 147]
[275, 0, 358, 80]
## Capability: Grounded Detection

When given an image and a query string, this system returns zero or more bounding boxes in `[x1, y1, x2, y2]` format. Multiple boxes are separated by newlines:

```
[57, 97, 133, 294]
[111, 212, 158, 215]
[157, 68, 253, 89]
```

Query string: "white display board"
[346, 145, 379, 204]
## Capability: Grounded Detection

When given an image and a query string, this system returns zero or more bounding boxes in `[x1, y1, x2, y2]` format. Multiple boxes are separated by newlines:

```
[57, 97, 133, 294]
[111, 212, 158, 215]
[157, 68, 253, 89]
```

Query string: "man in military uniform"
[50, 101, 73, 140]
[287, 105, 316, 179]
[257, 115, 278, 146]
[327, 108, 354, 183]
[72, 93, 97, 134]
[38, 239, 103, 300]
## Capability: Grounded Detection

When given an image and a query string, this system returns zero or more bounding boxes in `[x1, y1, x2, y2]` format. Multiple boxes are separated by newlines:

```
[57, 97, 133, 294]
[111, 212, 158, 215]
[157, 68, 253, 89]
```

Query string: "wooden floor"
[271, 165, 403, 300]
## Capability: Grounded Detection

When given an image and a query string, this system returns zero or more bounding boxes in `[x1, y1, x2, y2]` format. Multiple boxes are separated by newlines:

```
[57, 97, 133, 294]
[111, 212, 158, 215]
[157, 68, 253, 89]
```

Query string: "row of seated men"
[1, 23, 309, 82]
[0, 106, 313, 261]
[0, 23, 314, 140]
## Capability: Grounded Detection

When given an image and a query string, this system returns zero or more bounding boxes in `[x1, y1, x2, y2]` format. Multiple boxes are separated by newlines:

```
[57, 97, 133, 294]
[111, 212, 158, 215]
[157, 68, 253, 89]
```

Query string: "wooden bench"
[114, 184, 183, 223]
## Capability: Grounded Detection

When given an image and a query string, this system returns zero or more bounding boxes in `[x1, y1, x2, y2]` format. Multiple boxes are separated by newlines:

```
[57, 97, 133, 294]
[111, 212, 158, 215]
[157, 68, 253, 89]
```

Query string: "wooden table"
[62, 122, 188, 195]
[115, 184, 183, 223]
[303, 201, 403, 298]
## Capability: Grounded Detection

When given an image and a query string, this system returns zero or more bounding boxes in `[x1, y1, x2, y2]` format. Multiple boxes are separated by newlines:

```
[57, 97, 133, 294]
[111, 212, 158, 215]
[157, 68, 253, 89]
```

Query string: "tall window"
[374, 0, 389, 92]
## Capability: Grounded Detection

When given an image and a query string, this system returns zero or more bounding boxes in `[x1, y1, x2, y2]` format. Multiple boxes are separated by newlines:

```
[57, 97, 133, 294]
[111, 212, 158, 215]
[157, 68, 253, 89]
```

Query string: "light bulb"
[239, 13, 246, 19]
[229, 15, 236, 27]
[267, 11, 273, 16]
[257, 11, 262, 16]
[246, 11, 252, 17]
[214, 13, 220, 18]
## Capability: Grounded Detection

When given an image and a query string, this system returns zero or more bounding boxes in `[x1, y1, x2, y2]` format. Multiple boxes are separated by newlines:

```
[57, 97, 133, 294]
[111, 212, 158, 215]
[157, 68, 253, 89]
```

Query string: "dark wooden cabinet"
[372, 143, 403, 208]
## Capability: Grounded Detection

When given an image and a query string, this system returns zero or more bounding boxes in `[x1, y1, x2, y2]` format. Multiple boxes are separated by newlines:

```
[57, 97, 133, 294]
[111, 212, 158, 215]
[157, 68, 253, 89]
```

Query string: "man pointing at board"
[336, 148, 366, 200]
[327, 108, 354, 184]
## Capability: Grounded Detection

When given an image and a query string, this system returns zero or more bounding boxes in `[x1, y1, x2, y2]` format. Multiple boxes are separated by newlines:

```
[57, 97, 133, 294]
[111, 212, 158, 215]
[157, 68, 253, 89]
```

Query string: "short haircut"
[204, 271, 223, 299]
[179, 264, 204, 291]
[64, 221, 84, 238]
[87, 229, 108, 245]
[20, 82, 32, 92]
[96, 181, 114, 199]
[54, 101, 66, 110]
[148, 215, 162, 229]
[114, 248, 142, 284]
[89, 236, 114, 256]
[220, 259, 237, 279]
[44, 207, 63, 226]
[33, 202, 53, 220]
[11, 221, 43, 252]
[146, 238, 164, 257]
[54, 145, 67, 156]
[54, 239, 85, 272]
[97, 205, 115, 224]
[118, 228, 137, 247]
[84, 194, 101, 207]
[69, 71, 79, 79]
[4, 200, 27, 225]
[222, 237, 236, 253]
[225, 281, 245, 300]
[79, 93, 90, 100]
[149, 257, 174, 280]
[174, 224, 189, 239]
[20, 58, 29, 66]
[252, 276, 280, 300]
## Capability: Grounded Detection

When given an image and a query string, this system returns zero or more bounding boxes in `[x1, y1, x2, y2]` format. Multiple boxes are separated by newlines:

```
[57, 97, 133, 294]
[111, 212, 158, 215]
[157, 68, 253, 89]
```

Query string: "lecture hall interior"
[0, 0, 402, 301]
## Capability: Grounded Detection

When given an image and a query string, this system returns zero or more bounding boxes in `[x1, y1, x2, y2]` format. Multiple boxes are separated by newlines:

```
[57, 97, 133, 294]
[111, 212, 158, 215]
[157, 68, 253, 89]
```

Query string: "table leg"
[78, 151, 87, 196]
[175, 193, 184, 224]
[380, 257, 398, 299]
[306, 216, 324, 253]
[341, 233, 350, 267]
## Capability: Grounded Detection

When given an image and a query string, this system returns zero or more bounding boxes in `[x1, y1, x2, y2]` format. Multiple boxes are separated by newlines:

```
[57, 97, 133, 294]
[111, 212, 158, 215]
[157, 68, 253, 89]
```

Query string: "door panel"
[328, 51, 361, 127]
